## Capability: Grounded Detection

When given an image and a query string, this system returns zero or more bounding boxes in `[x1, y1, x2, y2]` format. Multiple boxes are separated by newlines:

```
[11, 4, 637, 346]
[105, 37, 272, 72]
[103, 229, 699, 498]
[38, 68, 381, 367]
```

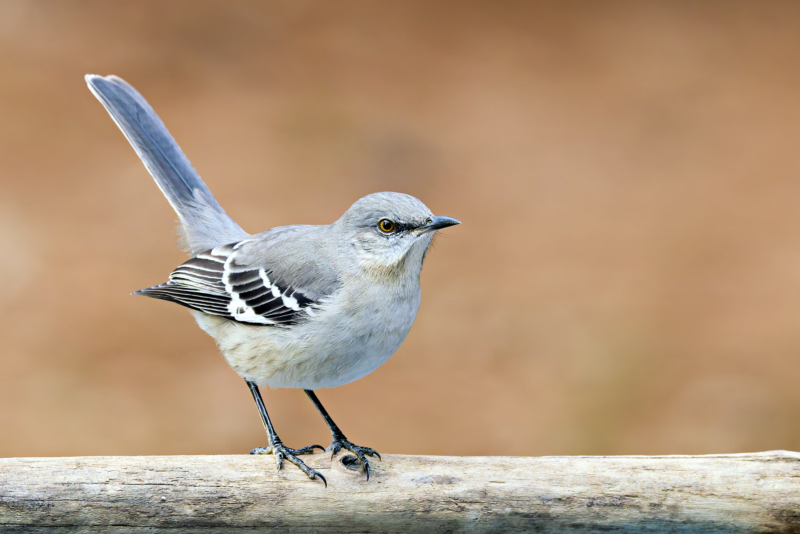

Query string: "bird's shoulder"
[232, 225, 342, 300]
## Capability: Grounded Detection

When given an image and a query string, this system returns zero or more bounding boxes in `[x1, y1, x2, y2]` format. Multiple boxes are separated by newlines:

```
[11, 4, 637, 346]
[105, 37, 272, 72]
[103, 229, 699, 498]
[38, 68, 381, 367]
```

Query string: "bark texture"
[1, 451, 798, 533]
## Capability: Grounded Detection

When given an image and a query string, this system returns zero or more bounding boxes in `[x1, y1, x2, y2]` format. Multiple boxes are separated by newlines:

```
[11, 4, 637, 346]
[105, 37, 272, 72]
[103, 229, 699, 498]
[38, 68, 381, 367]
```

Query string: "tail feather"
[86, 74, 248, 254]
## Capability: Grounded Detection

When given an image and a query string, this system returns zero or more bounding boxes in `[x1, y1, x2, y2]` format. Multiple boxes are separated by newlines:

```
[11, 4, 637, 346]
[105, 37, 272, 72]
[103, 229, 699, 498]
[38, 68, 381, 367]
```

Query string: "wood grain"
[1, 451, 798, 533]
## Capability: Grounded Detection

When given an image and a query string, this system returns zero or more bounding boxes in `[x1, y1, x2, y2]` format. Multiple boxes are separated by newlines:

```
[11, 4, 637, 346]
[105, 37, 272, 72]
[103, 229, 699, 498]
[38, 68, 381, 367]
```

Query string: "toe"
[362, 447, 381, 460]
[328, 441, 343, 458]
[356, 452, 371, 480]
[291, 444, 325, 455]
[328, 439, 379, 479]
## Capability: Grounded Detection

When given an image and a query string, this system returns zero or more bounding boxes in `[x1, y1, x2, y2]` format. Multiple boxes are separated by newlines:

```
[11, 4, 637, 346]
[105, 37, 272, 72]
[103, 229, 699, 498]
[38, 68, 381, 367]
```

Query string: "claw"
[251, 444, 323, 456]
[250, 442, 327, 486]
[328, 441, 342, 459]
[328, 436, 380, 480]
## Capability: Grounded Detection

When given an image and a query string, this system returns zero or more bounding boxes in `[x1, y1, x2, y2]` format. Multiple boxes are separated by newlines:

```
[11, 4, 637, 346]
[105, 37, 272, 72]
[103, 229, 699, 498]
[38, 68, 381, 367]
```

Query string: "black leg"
[305, 389, 381, 480]
[246, 380, 326, 486]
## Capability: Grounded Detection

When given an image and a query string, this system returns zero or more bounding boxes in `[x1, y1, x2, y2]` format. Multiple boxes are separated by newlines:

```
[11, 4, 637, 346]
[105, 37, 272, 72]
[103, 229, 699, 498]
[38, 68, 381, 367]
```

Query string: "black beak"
[419, 215, 461, 233]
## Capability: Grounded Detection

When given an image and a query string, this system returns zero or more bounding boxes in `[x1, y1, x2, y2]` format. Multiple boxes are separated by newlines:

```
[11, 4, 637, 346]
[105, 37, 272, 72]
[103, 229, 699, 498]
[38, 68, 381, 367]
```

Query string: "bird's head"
[337, 192, 460, 276]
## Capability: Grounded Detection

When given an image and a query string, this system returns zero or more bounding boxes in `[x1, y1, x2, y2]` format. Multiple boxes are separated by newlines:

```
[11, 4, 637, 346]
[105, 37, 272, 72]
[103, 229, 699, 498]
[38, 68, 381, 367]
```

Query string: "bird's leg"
[246, 380, 326, 486]
[305, 389, 381, 480]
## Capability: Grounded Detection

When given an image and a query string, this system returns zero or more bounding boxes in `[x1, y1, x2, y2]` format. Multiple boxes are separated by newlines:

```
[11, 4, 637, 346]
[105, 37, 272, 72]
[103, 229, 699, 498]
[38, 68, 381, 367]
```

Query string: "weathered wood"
[0, 451, 798, 533]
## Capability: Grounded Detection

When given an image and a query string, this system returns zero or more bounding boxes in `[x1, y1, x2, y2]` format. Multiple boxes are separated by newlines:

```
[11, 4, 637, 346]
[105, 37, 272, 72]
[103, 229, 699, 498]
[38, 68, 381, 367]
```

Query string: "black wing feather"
[134, 242, 320, 326]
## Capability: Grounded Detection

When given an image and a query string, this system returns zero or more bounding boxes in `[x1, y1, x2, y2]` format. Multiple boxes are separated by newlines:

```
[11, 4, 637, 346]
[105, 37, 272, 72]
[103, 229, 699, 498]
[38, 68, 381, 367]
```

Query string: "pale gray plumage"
[86, 74, 247, 253]
[86, 74, 459, 484]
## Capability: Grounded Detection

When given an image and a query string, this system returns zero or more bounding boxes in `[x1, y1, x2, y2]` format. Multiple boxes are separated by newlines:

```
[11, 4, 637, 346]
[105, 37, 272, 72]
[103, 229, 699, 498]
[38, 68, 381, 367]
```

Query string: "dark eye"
[378, 219, 396, 233]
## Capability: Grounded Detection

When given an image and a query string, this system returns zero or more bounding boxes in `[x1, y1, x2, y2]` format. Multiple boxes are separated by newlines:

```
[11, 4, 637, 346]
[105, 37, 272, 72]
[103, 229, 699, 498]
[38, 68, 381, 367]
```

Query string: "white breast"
[190, 274, 422, 389]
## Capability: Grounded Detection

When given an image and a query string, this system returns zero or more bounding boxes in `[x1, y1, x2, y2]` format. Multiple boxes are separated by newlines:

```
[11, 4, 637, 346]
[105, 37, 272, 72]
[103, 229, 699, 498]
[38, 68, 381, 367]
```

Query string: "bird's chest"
[312, 276, 420, 384]
[195, 275, 422, 389]
[341, 277, 420, 348]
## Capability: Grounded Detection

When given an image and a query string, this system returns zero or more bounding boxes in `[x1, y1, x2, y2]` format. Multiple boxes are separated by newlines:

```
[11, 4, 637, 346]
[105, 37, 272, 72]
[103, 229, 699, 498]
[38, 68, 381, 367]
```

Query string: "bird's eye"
[378, 219, 396, 233]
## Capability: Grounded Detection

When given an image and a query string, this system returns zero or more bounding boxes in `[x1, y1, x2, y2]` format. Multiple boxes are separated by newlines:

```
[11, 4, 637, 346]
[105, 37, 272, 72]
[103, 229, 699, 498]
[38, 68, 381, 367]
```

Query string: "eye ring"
[378, 219, 396, 233]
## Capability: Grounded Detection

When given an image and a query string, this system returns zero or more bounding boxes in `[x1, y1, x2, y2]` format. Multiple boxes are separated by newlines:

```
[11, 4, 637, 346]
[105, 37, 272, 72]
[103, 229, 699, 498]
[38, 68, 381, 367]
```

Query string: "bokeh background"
[1, 0, 800, 458]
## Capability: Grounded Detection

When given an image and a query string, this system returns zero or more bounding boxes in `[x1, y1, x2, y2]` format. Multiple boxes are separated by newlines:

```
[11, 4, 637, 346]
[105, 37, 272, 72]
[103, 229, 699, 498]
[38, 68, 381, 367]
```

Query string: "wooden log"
[1, 451, 798, 533]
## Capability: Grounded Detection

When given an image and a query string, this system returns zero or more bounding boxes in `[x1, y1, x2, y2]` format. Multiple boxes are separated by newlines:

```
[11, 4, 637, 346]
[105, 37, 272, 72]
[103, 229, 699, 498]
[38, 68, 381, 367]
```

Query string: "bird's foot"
[328, 435, 381, 480]
[251, 441, 327, 486]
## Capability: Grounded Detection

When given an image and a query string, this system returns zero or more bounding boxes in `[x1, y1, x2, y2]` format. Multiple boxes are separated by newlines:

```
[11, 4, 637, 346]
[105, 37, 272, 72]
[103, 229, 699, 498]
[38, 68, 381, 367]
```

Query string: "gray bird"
[86, 74, 459, 485]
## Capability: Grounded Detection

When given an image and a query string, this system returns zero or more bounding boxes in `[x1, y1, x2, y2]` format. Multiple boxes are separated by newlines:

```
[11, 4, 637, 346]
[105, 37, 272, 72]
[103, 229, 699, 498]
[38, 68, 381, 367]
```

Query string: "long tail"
[85, 74, 248, 255]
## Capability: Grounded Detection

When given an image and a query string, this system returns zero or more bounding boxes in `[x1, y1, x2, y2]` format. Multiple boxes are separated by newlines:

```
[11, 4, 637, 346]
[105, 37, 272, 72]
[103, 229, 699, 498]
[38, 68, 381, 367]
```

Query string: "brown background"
[1, 1, 799, 458]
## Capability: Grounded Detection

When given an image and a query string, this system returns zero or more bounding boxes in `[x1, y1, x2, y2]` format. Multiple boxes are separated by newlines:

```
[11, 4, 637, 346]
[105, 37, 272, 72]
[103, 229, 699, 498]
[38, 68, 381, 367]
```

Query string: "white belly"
[190, 281, 421, 389]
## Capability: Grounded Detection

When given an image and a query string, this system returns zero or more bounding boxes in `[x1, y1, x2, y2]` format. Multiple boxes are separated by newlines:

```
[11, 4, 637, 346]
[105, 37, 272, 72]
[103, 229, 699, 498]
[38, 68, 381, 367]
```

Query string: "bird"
[85, 74, 460, 486]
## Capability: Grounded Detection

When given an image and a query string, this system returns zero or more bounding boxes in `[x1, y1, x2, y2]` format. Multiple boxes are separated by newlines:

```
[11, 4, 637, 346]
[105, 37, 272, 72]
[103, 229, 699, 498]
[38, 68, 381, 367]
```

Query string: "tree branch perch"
[1, 451, 798, 533]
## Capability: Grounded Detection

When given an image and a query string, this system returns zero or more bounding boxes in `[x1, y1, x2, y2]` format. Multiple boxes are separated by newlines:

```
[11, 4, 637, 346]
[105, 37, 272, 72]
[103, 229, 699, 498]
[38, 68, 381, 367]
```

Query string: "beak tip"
[427, 215, 461, 231]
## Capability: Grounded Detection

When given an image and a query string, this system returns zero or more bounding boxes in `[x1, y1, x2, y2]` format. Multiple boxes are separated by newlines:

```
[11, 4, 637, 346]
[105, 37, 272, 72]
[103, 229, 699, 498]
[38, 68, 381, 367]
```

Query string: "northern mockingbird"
[86, 74, 459, 485]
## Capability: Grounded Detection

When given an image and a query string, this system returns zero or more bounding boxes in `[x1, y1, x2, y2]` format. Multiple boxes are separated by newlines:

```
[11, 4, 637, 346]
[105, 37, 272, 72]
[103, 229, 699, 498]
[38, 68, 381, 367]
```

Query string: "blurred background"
[1, 0, 800, 458]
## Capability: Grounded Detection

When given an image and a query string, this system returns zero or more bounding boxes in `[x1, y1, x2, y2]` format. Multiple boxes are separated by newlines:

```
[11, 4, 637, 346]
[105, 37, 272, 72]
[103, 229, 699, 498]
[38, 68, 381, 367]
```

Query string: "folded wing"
[136, 241, 331, 327]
